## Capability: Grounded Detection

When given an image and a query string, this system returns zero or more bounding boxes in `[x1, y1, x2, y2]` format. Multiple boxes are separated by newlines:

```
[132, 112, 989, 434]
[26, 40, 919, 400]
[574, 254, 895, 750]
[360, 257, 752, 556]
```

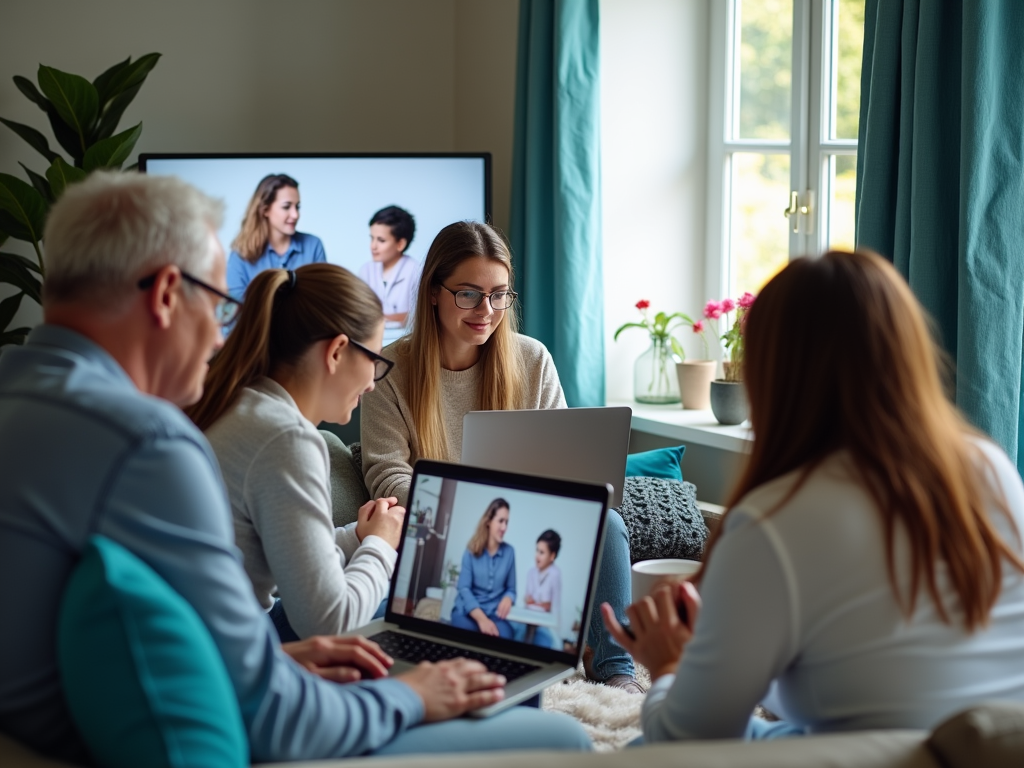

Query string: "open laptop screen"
[389, 462, 607, 662]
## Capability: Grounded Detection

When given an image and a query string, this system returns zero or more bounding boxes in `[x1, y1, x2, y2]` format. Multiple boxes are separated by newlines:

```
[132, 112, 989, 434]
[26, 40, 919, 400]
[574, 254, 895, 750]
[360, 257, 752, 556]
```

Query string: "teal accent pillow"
[57, 535, 247, 768]
[625, 445, 685, 481]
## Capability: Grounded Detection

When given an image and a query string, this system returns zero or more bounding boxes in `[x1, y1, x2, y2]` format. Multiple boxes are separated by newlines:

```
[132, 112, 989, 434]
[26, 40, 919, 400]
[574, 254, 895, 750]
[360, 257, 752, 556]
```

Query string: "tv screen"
[139, 152, 490, 272]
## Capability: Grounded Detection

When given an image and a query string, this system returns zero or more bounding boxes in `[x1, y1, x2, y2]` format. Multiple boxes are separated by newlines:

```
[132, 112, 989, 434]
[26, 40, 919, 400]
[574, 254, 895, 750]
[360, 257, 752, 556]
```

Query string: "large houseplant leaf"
[46, 157, 88, 199]
[37, 66, 99, 156]
[0, 118, 60, 164]
[93, 83, 143, 142]
[83, 122, 142, 172]
[0, 253, 43, 302]
[0, 327, 31, 347]
[13, 75, 50, 110]
[0, 174, 47, 244]
[0, 292, 25, 332]
[19, 163, 54, 204]
[92, 57, 132, 106]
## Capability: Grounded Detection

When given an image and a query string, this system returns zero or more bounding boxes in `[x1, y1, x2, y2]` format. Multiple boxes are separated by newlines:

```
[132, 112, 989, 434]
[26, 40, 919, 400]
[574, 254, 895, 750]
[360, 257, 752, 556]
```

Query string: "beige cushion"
[320, 429, 370, 527]
[928, 701, 1024, 768]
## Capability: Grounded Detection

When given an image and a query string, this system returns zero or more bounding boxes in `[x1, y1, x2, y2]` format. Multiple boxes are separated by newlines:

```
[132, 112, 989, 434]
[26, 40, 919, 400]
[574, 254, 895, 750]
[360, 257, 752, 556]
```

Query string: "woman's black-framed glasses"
[440, 285, 518, 310]
[349, 339, 395, 381]
[137, 271, 243, 327]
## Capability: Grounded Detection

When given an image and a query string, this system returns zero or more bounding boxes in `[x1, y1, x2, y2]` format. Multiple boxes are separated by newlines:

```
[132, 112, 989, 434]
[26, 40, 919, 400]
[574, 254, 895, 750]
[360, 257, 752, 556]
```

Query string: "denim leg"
[744, 716, 806, 740]
[587, 509, 635, 679]
[367, 708, 592, 756]
[268, 598, 301, 643]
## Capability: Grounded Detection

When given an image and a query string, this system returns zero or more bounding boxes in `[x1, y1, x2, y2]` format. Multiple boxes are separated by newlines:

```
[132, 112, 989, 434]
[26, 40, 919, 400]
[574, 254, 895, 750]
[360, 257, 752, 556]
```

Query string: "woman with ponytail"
[188, 263, 405, 641]
[604, 250, 1024, 741]
[360, 221, 643, 693]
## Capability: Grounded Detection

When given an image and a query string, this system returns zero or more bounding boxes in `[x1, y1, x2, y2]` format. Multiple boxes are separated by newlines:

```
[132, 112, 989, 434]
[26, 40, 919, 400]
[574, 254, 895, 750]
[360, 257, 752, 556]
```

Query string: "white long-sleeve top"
[643, 440, 1024, 741]
[206, 377, 396, 638]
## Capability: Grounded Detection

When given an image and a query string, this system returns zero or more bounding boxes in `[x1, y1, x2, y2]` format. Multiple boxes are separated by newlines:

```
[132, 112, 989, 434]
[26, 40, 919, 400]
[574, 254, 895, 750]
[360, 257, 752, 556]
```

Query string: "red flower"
[692, 320, 704, 333]
[635, 299, 651, 310]
[703, 300, 722, 320]
[738, 291, 756, 309]
[720, 298, 736, 313]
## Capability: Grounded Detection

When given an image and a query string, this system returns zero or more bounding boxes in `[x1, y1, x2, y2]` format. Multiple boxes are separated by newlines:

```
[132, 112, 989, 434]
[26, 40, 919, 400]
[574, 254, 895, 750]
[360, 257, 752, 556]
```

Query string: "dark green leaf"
[0, 292, 24, 331]
[0, 174, 47, 244]
[95, 53, 160, 108]
[93, 82, 142, 141]
[19, 163, 54, 204]
[0, 117, 60, 164]
[0, 253, 43, 302]
[84, 122, 142, 172]
[46, 157, 88, 199]
[0, 328, 31, 347]
[0, 251, 43, 275]
[0, 231, 7, 249]
[45, 103, 85, 162]
[37, 65, 99, 154]
[14, 75, 50, 110]
[92, 56, 132, 105]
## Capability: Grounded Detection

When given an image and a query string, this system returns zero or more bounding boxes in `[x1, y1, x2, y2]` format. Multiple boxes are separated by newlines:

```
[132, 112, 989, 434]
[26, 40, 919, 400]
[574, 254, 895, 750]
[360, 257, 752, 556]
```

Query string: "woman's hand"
[495, 595, 513, 619]
[601, 581, 701, 681]
[397, 659, 505, 722]
[282, 635, 393, 683]
[356, 497, 405, 549]
[470, 608, 500, 636]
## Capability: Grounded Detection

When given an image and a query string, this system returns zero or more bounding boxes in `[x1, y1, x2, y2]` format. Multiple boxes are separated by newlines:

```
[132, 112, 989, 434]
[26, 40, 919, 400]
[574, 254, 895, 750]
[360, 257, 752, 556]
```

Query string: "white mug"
[630, 558, 702, 602]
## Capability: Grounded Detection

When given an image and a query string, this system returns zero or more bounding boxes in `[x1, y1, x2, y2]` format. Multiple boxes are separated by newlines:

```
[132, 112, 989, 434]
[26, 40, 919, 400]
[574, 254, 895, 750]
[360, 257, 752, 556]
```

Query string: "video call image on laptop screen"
[391, 474, 603, 655]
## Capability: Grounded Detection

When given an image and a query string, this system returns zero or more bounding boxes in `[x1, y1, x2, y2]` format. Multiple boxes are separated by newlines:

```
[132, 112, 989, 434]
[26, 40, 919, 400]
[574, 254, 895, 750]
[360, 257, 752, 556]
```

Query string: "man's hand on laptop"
[356, 497, 405, 550]
[283, 635, 394, 683]
[397, 659, 506, 721]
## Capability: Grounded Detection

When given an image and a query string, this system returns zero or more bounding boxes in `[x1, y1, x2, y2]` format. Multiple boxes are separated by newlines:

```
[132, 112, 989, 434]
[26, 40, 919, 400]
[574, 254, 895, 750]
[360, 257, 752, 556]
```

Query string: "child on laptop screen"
[522, 530, 562, 650]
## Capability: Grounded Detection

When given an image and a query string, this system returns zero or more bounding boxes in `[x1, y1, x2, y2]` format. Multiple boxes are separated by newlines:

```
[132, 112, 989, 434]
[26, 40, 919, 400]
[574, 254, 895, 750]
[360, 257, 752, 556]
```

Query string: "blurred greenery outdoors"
[733, 0, 864, 296]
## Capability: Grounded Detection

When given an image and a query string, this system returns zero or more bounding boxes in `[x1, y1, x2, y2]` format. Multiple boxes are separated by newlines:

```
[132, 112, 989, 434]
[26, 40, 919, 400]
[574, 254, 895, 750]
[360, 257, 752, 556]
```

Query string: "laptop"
[347, 459, 611, 716]
[462, 406, 632, 508]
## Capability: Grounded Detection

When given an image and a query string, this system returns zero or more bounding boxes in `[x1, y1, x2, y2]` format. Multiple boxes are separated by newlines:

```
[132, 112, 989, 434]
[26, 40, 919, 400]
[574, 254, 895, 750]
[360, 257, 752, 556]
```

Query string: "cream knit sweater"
[360, 334, 566, 506]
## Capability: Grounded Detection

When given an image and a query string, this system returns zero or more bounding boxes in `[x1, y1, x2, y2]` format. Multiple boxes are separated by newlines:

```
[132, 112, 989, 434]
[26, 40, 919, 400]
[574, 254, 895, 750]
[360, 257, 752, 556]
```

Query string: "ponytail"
[186, 263, 382, 432]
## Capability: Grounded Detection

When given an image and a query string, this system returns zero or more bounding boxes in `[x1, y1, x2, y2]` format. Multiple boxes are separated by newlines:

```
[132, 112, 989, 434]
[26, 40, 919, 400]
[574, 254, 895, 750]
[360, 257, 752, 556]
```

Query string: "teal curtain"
[856, 1, 1024, 469]
[510, 0, 604, 407]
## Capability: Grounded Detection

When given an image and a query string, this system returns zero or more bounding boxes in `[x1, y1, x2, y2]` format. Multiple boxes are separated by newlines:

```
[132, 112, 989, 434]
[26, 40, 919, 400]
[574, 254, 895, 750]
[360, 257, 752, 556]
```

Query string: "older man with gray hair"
[0, 172, 589, 764]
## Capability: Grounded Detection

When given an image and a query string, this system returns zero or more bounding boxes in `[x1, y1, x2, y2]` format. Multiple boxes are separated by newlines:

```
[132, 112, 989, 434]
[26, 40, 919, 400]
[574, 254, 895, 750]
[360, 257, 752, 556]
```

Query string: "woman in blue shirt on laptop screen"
[451, 499, 517, 638]
[227, 174, 326, 298]
[360, 221, 643, 693]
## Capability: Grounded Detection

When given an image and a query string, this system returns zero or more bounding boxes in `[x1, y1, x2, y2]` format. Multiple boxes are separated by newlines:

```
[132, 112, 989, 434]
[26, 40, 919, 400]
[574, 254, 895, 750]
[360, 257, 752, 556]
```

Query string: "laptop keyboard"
[368, 631, 541, 682]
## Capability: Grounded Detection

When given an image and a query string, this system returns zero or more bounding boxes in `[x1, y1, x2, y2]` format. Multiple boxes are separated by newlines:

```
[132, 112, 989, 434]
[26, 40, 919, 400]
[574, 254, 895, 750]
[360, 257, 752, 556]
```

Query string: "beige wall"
[0, 0, 519, 325]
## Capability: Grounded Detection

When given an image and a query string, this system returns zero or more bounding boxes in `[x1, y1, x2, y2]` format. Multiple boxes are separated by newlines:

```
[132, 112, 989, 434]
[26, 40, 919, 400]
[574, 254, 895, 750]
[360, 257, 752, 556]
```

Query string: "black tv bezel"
[137, 152, 493, 225]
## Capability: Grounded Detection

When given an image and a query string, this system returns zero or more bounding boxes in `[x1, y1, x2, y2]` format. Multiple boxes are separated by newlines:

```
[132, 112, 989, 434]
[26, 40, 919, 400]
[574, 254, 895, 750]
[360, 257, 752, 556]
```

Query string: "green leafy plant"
[613, 299, 692, 360]
[0, 54, 161, 346]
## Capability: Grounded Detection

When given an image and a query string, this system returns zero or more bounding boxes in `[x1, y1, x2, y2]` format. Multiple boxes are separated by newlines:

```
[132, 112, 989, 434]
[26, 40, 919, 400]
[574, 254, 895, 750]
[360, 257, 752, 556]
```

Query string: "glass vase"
[633, 337, 681, 404]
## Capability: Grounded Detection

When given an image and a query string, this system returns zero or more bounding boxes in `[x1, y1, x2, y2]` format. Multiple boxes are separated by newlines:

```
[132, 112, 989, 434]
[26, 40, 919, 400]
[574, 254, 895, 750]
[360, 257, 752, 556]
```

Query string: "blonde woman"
[605, 251, 1024, 740]
[227, 174, 326, 298]
[360, 221, 643, 692]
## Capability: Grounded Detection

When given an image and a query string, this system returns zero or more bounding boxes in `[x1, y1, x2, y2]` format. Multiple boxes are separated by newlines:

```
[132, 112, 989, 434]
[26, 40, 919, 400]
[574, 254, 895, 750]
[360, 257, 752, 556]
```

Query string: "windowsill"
[607, 399, 753, 454]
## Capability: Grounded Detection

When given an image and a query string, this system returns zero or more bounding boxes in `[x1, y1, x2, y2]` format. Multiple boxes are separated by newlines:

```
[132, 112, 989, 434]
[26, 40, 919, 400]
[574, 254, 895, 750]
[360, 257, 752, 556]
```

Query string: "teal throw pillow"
[625, 445, 685, 481]
[57, 535, 247, 768]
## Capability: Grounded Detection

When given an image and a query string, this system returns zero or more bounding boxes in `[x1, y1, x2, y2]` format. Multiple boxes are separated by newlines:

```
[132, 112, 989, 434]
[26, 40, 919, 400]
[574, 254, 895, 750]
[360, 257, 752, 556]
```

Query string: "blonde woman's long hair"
[392, 221, 526, 460]
[186, 263, 382, 432]
[231, 174, 299, 263]
[706, 250, 1024, 631]
[467, 499, 510, 557]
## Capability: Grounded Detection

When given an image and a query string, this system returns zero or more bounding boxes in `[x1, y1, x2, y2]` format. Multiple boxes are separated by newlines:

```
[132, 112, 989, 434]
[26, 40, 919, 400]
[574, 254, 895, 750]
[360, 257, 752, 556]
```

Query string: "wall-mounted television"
[138, 152, 492, 278]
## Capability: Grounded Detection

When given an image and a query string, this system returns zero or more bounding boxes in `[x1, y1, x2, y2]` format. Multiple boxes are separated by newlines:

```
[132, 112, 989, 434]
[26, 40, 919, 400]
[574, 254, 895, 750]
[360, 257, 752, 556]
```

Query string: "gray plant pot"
[710, 380, 748, 425]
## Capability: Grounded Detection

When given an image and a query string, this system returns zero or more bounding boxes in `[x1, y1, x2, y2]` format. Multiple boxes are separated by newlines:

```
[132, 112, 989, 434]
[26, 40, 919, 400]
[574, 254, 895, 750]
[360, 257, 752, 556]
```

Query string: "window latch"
[783, 190, 815, 234]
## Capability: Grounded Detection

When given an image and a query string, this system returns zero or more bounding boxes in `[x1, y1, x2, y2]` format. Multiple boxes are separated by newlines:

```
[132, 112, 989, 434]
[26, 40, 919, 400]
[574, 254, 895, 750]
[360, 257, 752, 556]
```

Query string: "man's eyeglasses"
[440, 285, 518, 311]
[349, 339, 395, 381]
[137, 271, 243, 327]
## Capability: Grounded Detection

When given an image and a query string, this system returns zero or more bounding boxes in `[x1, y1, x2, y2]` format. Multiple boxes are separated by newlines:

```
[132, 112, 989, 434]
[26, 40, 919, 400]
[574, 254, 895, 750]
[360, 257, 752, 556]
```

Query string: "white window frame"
[705, 0, 860, 303]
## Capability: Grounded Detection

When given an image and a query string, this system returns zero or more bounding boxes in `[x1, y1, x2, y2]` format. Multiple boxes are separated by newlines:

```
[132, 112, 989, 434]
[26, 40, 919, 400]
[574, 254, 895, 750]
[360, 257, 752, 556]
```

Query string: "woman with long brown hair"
[603, 250, 1024, 739]
[360, 220, 643, 692]
[226, 174, 326, 298]
[187, 263, 406, 641]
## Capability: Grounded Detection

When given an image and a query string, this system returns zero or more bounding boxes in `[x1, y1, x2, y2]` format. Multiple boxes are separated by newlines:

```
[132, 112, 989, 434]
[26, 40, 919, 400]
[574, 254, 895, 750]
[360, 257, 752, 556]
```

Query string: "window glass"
[832, 0, 864, 140]
[826, 154, 857, 250]
[737, 0, 793, 140]
[732, 153, 791, 293]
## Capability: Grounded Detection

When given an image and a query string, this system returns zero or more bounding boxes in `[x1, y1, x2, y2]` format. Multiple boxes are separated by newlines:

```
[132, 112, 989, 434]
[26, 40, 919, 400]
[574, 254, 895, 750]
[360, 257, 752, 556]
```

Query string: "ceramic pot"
[633, 337, 681, 404]
[675, 360, 717, 409]
[710, 379, 749, 425]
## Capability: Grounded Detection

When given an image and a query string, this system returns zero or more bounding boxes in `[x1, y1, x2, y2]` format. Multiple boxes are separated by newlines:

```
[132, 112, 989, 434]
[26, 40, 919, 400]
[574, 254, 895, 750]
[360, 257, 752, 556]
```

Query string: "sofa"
[4, 699, 1024, 768]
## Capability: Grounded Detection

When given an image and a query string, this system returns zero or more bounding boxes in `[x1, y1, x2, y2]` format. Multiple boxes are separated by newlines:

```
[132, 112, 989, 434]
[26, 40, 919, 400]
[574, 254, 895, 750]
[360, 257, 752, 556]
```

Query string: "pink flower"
[738, 291, 756, 309]
[636, 299, 650, 310]
[720, 297, 736, 312]
[691, 320, 704, 333]
[703, 300, 722, 320]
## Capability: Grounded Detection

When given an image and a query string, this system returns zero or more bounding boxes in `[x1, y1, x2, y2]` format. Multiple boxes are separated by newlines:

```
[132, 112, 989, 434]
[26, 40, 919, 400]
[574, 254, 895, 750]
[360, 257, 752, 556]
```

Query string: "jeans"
[450, 609, 515, 638]
[367, 707, 591, 757]
[587, 510, 635, 680]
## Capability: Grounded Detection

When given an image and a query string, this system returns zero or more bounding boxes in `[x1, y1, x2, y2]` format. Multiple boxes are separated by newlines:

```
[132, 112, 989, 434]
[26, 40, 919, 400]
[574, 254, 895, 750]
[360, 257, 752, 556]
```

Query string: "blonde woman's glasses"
[440, 285, 518, 310]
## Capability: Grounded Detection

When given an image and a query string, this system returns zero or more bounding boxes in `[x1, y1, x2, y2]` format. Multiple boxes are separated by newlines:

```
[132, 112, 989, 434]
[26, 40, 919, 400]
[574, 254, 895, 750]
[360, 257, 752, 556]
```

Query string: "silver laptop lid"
[386, 460, 611, 669]
[461, 406, 632, 507]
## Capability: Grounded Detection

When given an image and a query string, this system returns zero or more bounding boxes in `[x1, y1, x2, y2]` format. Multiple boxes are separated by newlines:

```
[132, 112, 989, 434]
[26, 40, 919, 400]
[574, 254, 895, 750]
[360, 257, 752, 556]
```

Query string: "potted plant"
[0, 54, 161, 347]
[614, 300, 692, 404]
[707, 292, 756, 425]
[676, 316, 718, 410]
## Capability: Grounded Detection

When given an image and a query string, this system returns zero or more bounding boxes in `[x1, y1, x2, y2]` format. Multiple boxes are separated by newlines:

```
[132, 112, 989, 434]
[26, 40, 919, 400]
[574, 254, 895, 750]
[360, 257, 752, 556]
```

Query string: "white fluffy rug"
[541, 665, 652, 752]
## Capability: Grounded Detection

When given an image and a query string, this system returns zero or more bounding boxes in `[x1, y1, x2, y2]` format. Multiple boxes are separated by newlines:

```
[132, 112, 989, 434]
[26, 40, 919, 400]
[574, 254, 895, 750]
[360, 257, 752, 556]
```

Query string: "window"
[705, 0, 865, 300]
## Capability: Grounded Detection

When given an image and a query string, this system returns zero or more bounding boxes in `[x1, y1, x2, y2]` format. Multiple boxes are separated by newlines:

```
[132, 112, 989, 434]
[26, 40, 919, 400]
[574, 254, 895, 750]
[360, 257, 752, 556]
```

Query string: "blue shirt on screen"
[0, 325, 422, 764]
[226, 231, 326, 298]
[455, 543, 516, 617]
